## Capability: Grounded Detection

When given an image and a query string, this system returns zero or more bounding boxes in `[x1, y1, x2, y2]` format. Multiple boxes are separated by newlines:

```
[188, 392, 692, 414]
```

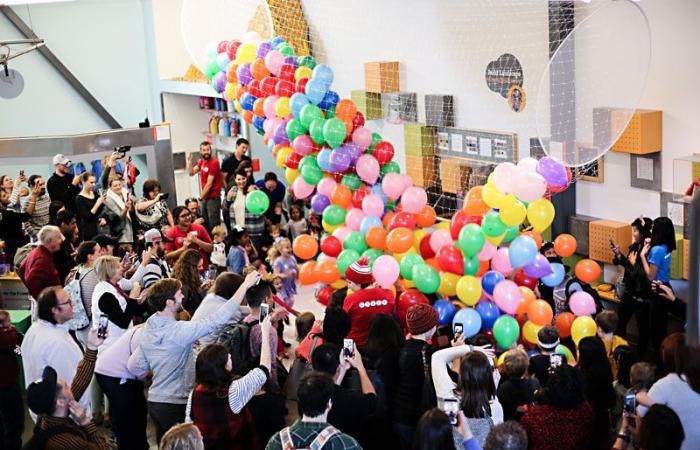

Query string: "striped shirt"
[21, 194, 51, 238]
[185, 366, 268, 420]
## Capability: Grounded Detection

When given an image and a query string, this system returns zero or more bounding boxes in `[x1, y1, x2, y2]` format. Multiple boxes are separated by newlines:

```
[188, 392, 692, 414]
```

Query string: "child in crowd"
[307, 212, 323, 243]
[497, 349, 540, 422]
[268, 237, 298, 307]
[295, 312, 315, 343]
[595, 310, 629, 378]
[528, 325, 560, 387]
[209, 224, 227, 273]
[284, 204, 308, 242]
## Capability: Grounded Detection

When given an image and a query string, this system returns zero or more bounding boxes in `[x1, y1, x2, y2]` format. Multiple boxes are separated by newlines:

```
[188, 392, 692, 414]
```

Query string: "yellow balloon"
[527, 198, 555, 232]
[482, 182, 508, 209]
[235, 42, 257, 64]
[438, 272, 460, 297]
[413, 229, 427, 249]
[285, 168, 299, 184]
[571, 315, 596, 345]
[522, 321, 543, 344]
[224, 83, 237, 102]
[496, 352, 507, 367]
[456, 275, 482, 306]
[393, 247, 417, 262]
[499, 200, 527, 227]
[234, 99, 243, 113]
[276, 146, 293, 168]
[486, 232, 506, 247]
[275, 97, 291, 118]
[403, 279, 415, 289]
[322, 219, 339, 233]
[436, 221, 450, 232]
[331, 279, 347, 289]
[295, 66, 313, 81]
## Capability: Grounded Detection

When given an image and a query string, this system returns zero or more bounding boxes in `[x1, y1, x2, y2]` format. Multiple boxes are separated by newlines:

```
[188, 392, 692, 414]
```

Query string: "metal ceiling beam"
[0, 5, 122, 129]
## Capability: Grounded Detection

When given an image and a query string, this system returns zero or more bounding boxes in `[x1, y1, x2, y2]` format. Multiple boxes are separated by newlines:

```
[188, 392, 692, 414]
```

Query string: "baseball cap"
[94, 234, 119, 248]
[52, 154, 72, 166]
[26, 366, 58, 416]
[144, 228, 172, 244]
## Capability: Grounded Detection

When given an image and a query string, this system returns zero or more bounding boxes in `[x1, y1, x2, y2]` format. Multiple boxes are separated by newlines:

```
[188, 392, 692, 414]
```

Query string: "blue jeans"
[392, 421, 415, 450]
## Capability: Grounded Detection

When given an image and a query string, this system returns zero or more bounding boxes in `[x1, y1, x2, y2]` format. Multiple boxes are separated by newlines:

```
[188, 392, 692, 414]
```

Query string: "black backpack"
[217, 319, 259, 376]
[23, 424, 75, 450]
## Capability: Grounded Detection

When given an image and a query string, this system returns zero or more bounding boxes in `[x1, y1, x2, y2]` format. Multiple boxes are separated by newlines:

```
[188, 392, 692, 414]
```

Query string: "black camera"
[114, 145, 132, 158]
[160, 193, 169, 200]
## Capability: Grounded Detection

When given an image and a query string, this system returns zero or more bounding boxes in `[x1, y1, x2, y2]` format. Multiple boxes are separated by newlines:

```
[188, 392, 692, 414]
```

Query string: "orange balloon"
[527, 299, 554, 326]
[476, 260, 489, 277]
[425, 258, 441, 272]
[226, 64, 238, 83]
[293, 235, 319, 260]
[253, 98, 265, 117]
[250, 58, 269, 81]
[554, 234, 577, 257]
[335, 99, 358, 122]
[462, 186, 490, 216]
[316, 260, 341, 284]
[382, 211, 396, 228]
[522, 230, 543, 250]
[241, 110, 253, 124]
[366, 227, 388, 250]
[299, 261, 318, 285]
[235, 85, 248, 100]
[416, 205, 437, 228]
[575, 259, 601, 283]
[330, 184, 352, 209]
[386, 227, 414, 254]
[341, 117, 354, 136]
[555, 312, 576, 338]
[517, 287, 536, 314]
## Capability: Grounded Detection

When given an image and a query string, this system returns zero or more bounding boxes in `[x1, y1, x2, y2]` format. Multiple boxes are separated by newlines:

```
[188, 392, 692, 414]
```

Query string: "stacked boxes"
[381, 93, 418, 123]
[589, 220, 633, 264]
[568, 215, 599, 256]
[406, 156, 437, 188]
[351, 90, 382, 120]
[425, 94, 455, 127]
[404, 123, 436, 156]
[611, 109, 662, 155]
[440, 158, 468, 194]
[364, 61, 400, 93]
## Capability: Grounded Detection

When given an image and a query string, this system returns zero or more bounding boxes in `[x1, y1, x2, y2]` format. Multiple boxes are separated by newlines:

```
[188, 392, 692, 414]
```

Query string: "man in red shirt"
[18, 225, 63, 300]
[343, 256, 395, 347]
[186, 141, 222, 231]
[165, 206, 213, 269]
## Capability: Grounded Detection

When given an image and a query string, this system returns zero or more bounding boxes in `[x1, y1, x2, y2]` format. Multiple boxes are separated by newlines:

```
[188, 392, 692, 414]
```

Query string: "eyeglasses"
[56, 300, 72, 308]
[179, 212, 191, 218]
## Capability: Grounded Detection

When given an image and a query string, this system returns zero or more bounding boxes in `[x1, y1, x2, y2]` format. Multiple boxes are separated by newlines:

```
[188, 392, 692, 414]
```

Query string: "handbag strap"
[421, 345, 431, 380]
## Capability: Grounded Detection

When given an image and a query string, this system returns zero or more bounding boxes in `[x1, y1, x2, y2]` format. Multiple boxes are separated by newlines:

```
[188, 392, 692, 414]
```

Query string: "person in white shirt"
[191, 272, 245, 347]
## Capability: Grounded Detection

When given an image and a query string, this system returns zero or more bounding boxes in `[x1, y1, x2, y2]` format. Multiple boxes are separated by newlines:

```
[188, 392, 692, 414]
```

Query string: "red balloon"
[437, 245, 464, 275]
[226, 40, 242, 61]
[548, 167, 572, 194]
[275, 79, 295, 97]
[352, 185, 370, 209]
[285, 152, 303, 170]
[449, 210, 471, 240]
[279, 63, 296, 82]
[389, 211, 417, 231]
[353, 111, 365, 128]
[397, 289, 430, 331]
[373, 141, 395, 165]
[555, 312, 576, 338]
[317, 286, 334, 307]
[217, 40, 229, 54]
[419, 234, 436, 259]
[320, 235, 342, 257]
[295, 78, 309, 93]
[260, 77, 277, 97]
[248, 79, 263, 97]
[513, 270, 538, 290]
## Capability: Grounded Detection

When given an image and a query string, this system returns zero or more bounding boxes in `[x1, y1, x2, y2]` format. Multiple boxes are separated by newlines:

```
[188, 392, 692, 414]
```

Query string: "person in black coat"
[496, 349, 539, 422]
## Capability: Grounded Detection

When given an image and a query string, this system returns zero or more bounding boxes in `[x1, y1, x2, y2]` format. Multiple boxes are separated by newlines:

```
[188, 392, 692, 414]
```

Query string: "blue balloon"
[481, 270, 505, 296]
[509, 235, 538, 268]
[434, 300, 457, 326]
[312, 64, 334, 87]
[318, 90, 340, 110]
[476, 301, 500, 331]
[270, 37, 286, 47]
[541, 262, 565, 287]
[370, 183, 389, 204]
[360, 215, 383, 235]
[252, 115, 265, 132]
[305, 79, 328, 105]
[527, 349, 540, 358]
[216, 52, 231, 71]
[317, 148, 332, 172]
[290, 93, 310, 118]
[240, 93, 256, 111]
[453, 308, 482, 338]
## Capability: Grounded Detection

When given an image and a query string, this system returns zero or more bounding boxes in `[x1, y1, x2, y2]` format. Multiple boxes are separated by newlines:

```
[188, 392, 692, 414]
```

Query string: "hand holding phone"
[454, 323, 464, 338]
[97, 314, 109, 339]
[624, 393, 636, 415]
[550, 353, 563, 368]
[343, 338, 355, 359]
[260, 303, 269, 322]
[442, 399, 460, 426]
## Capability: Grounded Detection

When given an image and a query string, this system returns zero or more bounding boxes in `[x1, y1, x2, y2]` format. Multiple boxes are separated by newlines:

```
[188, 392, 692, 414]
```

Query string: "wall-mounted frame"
[435, 126, 518, 164]
[576, 156, 604, 183]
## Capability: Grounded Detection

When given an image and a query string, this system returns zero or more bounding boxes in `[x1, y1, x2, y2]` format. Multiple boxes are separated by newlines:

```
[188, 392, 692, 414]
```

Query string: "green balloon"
[493, 315, 520, 349]
[309, 118, 326, 145]
[205, 58, 219, 79]
[412, 264, 440, 294]
[299, 104, 323, 128]
[463, 255, 480, 276]
[322, 205, 346, 226]
[457, 223, 486, 258]
[368, 132, 382, 151]
[298, 155, 318, 172]
[323, 118, 347, 149]
[297, 55, 317, 69]
[400, 253, 424, 280]
[502, 225, 520, 243]
[245, 190, 269, 215]
[325, 105, 336, 119]
[277, 43, 296, 57]
[380, 161, 401, 177]
[301, 164, 323, 186]
[362, 248, 384, 268]
[481, 210, 508, 238]
[341, 174, 362, 191]
[337, 249, 360, 275]
[343, 231, 368, 254]
[286, 119, 308, 142]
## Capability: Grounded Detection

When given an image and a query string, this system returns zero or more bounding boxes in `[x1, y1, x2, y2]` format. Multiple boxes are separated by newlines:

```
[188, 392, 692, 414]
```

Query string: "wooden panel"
[589, 220, 633, 264]
[364, 61, 400, 93]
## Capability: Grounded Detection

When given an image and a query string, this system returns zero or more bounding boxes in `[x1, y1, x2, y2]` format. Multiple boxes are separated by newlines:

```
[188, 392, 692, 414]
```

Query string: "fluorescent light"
[2, 0, 75, 5]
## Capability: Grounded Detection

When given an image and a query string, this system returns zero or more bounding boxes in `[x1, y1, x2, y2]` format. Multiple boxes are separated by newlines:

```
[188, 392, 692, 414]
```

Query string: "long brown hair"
[195, 344, 233, 396]
[458, 351, 495, 418]
[171, 249, 201, 301]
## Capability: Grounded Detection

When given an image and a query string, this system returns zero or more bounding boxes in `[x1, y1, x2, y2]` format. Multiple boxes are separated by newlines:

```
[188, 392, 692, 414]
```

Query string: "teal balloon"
[301, 164, 323, 186]
[297, 55, 317, 69]
[457, 223, 486, 258]
[286, 119, 308, 142]
[245, 191, 269, 215]
[481, 210, 508, 237]
[299, 104, 323, 128]
[502, 225, 520, 243]
[336, 249, 360, 275]
[363, 248, 384, 268]
[493, 315, 519, 349]
[412, 264, 440, 294]
[323, 118, 347, 149]
[400, 253, 424, 280]
[322, 205, 346, 226]
[309, 118, 326, 145]
[463, 255, 480, 276]
[380, 161, 401, 176]
[341, 174, 362, 191]
[343, 231, 368, 254]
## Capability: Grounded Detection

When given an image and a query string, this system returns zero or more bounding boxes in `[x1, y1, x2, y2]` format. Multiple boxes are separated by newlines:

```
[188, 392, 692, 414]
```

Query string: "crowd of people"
[0, 144, 697, 450]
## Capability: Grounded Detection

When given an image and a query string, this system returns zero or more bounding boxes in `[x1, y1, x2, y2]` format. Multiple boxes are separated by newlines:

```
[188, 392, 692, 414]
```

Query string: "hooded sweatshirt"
[129, 300, 243, 404]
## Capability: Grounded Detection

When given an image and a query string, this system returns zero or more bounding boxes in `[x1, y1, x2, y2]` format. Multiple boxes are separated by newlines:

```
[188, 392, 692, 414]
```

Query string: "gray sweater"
[129, 300, 243, 404]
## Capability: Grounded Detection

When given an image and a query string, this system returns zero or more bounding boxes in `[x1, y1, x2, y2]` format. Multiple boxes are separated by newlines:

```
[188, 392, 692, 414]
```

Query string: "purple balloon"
[329, 147, 351, 173]
[213, 72, 226, 93]
[536, 157, 568, 187]
[311, 194, 330, 214]
[343, 143, 361, 165]
[284, 56, 298, 66]
[523, 253, 554, 278]
[256, 41, 273, 59]
[237, 63, 253, 86]
[273, 123, 290, 145]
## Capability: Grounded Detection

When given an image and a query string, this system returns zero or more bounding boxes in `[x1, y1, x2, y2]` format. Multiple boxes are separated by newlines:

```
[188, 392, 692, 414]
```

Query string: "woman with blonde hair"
[159, 423, 204, 450]
[172, 248, 205, 315]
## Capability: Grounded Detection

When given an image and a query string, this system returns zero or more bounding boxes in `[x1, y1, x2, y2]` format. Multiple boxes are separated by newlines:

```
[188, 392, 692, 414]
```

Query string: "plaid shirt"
[265, 420, 361, 450]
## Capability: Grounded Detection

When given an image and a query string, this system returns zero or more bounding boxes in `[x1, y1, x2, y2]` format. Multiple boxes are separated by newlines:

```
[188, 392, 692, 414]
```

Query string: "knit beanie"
[345, 256, 373, 285]
[406, 303, 438, 336]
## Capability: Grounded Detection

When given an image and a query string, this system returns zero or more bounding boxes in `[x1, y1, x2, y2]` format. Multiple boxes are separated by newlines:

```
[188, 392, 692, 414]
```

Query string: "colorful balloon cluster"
[203, 36, 601, 351]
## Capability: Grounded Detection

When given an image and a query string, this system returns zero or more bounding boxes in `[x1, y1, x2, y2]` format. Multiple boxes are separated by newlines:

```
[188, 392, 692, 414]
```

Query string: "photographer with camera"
[135, 179, 174, 235]
[47, 154, 82, 213]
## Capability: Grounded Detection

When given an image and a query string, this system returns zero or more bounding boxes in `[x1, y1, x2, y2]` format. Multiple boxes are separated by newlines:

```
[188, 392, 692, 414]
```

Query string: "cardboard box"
[425, 94, 455, 127]
[589, 220, 633, 264]
[406, 155, 437, 188]
[611, 109, 662, 155]
[568, 214, 599, 256]
[404, 123, 436, 157]
[351, 90, 382, 120]
[364, 61, 400, 93]
[381, 92, 417, 123]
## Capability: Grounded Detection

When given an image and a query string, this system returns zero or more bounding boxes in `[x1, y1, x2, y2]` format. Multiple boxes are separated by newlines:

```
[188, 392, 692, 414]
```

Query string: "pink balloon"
[401, 187, 427, 214]
[352, 126, 372, 150]
[477, 240, 497, 261]
[362, 194, 384, 218]
[569, 291, 596, 316]
[345, 208, 365, 231]
[355, 154, 380, 184]
[491, 247, 513, 277]
[513, 171, 547, 203]
[316, 253, 337, 263]
[372, 255, 400, 288]
[292, 135, 313, 156]
[430, 229, 453, 254]
[493, 280, 522, 315]
[401, 174, 413, 190]
[493, 162, 517, 194]
[263, 95, 279, 118]
[317, 178, 337, 197]
[382, 173, 405, 200]
[332, 226, 351, 243]
[517, 157, 539, 173]
[293, 177, 315, 199]
[264, 50, 284, 75]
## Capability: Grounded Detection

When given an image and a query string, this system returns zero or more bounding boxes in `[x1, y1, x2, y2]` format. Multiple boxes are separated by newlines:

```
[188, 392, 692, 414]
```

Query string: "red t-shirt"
[165, 223, 212, 268]
[343, 288, 396, 347]
[197, 157, 222, 199]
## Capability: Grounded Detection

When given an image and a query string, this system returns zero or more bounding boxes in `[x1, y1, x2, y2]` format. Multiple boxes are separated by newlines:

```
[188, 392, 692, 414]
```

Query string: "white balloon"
[513, 172, 547, 203]
[517, 157, 539, 173]
[243, 31, 263, 44]
[493, 162, 517, 194]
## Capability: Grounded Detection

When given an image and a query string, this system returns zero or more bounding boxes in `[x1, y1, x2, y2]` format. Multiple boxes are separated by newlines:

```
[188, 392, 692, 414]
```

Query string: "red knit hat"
[345, 256, 374, 285]
[406, 303, 438, 335]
